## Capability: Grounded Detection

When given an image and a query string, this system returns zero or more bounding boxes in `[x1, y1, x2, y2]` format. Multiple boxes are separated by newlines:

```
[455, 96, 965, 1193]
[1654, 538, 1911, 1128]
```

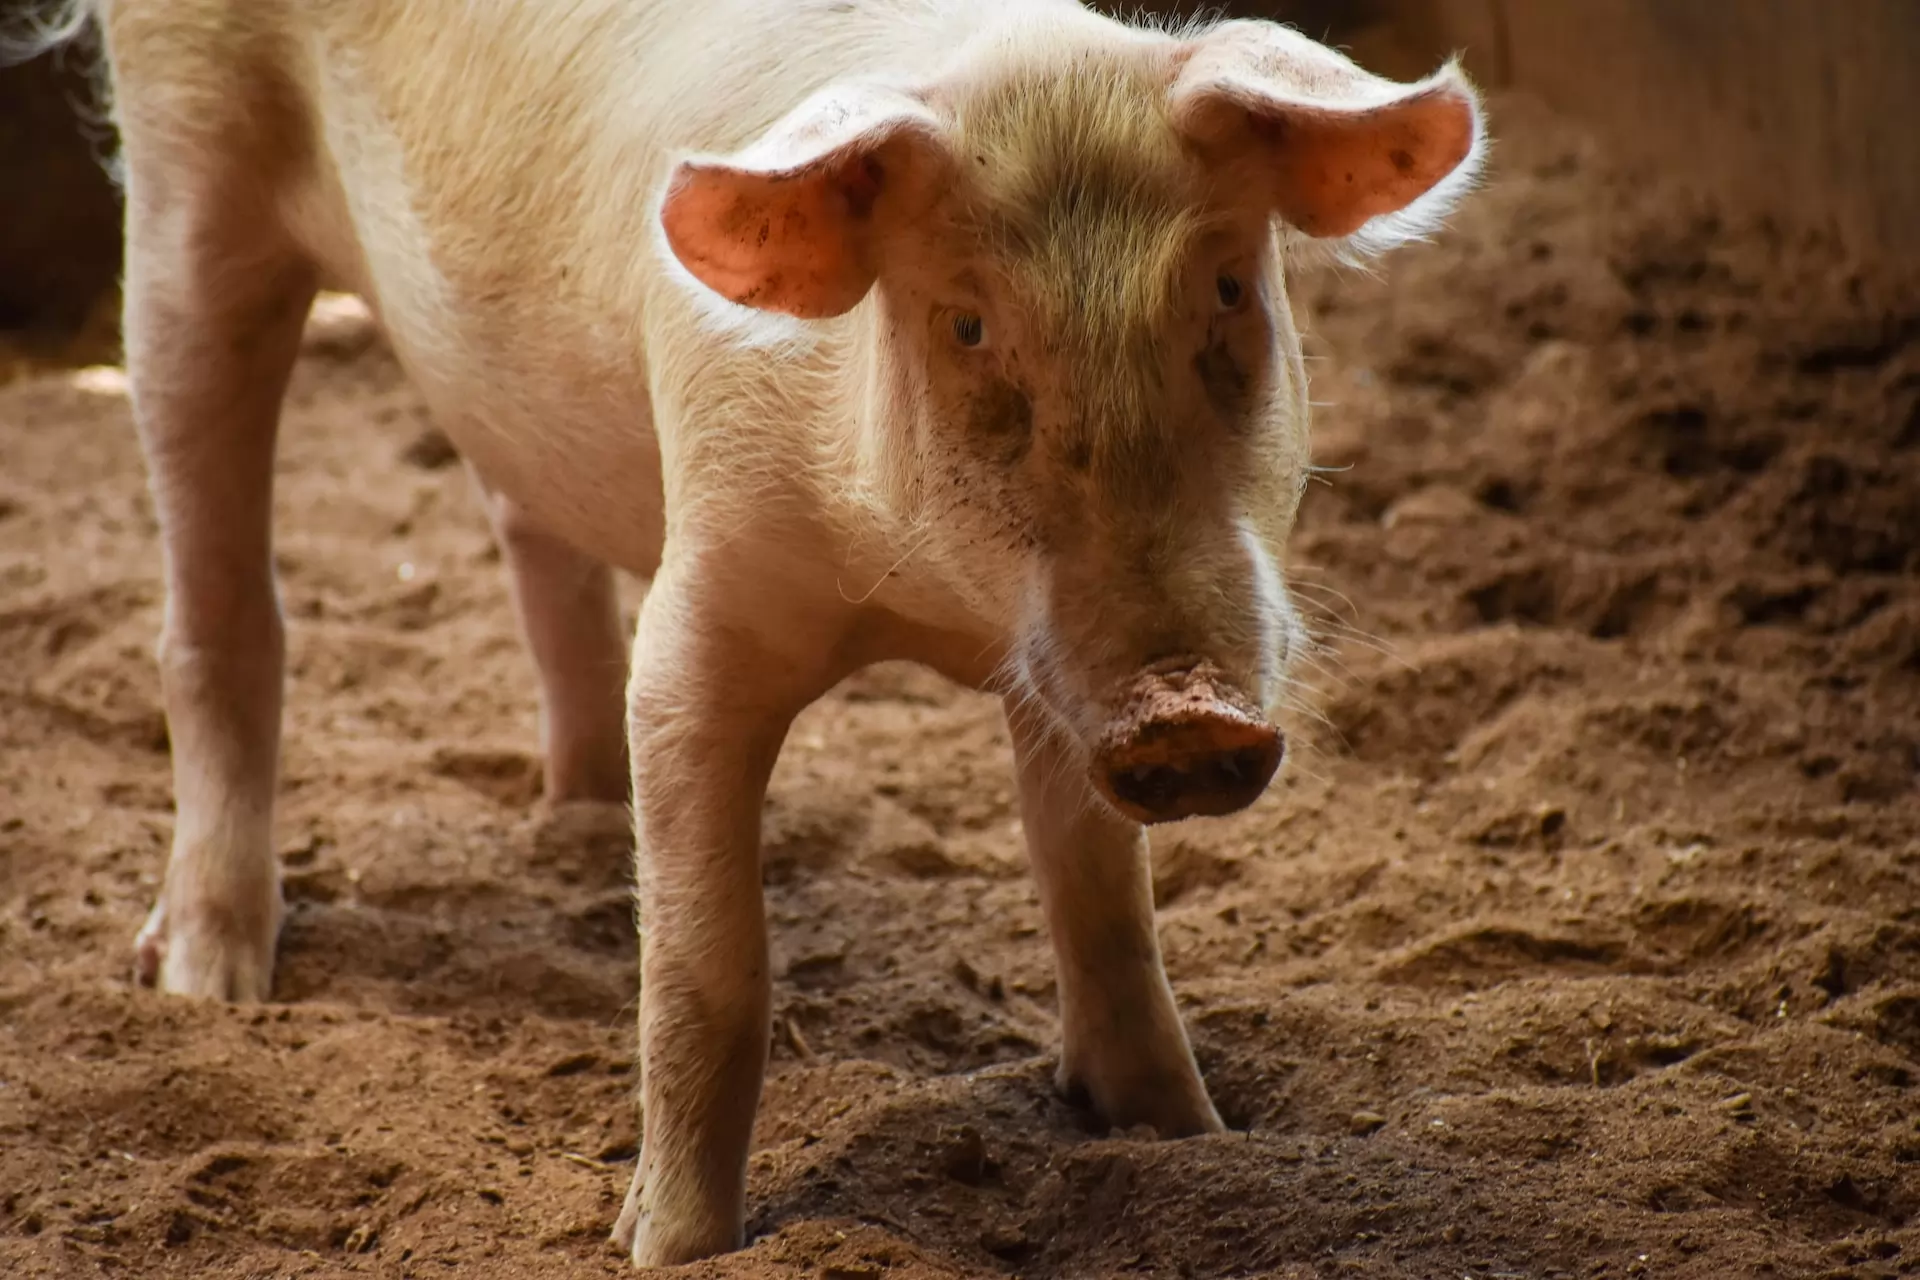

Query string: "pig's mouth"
[1090, 659, 1284, 825]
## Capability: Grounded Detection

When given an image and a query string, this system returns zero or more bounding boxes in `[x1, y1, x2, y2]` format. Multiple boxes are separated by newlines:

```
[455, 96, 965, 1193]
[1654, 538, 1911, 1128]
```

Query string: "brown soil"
[3, 96, 1918, 1280]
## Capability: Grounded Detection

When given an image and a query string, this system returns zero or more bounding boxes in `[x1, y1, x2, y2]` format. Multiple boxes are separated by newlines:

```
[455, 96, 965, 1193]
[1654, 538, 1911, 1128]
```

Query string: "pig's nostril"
[1115, 764, 1183, 813]
[1211, 746, 1263, 786]
[1100, 733, 1283, 825]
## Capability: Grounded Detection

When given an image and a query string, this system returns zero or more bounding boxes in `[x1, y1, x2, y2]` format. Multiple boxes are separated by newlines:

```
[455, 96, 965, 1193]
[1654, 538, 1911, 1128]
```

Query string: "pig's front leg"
[611, 559, 799, 1265]
[1006, 700, 1225, 1138]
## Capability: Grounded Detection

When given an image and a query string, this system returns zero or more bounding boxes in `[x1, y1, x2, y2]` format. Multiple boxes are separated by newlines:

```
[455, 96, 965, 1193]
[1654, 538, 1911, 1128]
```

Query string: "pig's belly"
[284, 120, 668, 575]
[392, 319, 670, 579]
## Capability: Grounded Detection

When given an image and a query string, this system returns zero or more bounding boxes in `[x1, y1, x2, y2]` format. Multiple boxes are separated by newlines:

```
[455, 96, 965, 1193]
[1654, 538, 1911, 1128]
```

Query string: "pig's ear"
[1170, 21, 1485, 256]
[660, 84, 947, 319]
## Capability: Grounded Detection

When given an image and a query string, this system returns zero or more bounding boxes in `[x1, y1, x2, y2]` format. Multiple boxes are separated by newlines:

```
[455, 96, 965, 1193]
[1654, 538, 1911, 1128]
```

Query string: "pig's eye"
[952, 312, 986, 348]
[1215, 274, 1245, 311]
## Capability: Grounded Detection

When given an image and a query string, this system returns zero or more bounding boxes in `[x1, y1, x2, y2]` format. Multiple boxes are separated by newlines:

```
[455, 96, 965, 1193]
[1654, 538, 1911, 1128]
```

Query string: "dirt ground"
[3, 95, 1918, 1280]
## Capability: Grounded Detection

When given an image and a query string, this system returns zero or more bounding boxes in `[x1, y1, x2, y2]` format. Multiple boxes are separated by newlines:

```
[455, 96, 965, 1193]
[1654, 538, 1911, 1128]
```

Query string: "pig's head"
[660, 15, 1484, 824]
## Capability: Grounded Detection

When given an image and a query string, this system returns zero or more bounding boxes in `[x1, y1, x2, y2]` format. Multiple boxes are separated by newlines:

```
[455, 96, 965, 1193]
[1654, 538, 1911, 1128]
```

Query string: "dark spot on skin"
[718, 197, 765, 239]
[1195, 337, 1251, 418]
[757, 221, 770, 246]
[842, 157, 885, 219]
[1065, 437, 1092, 473]
[967, 378, 1033, 466]
[1389, 147, 1416, 175]
[1249, 115, 1287, 147]
[1344, 171, 1355, 184]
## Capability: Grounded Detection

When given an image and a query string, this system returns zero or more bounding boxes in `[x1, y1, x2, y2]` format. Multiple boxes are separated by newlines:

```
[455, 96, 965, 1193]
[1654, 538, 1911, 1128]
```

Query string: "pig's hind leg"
[1005, 699, 1226, 1137]
[472, 473, 631, 804]
[116, 82, 319, 1001]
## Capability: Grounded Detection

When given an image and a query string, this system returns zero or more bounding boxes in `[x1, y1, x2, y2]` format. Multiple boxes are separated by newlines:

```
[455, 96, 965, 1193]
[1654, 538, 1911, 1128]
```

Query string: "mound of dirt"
[2, 96, 1917, 1279]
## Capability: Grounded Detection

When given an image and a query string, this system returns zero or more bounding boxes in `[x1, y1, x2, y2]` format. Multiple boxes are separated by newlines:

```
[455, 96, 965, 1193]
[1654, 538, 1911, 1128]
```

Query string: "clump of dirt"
[2, 95, 1917, 1279]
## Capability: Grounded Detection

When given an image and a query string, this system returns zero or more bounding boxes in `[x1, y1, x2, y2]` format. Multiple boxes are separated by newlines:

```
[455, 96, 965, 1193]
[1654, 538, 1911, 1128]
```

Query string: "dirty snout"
[1091, 659, 1283, 825]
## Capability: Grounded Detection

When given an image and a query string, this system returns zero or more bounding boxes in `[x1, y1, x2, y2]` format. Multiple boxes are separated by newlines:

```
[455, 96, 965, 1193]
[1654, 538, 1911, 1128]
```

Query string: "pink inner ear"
[1255, 85, 1477, 238]
[662, 157, 874, 319]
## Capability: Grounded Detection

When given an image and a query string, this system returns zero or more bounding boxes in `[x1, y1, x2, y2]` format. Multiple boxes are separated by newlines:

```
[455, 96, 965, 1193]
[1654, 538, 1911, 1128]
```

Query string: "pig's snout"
[1092, 661, 1283, 825]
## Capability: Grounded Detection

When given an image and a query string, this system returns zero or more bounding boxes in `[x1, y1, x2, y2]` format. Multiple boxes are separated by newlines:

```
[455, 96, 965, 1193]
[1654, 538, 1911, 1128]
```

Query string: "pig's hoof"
[608, 1159, 740, 1266]
[542, 712, 631, 805]
[1060, 1062, 1225, 1139]
[545, 757, 631, 807]
[133, 892, 281, 1002]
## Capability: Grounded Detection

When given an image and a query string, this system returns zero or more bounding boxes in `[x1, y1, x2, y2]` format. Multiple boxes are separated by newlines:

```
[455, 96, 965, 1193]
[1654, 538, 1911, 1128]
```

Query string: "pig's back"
[284, 0, 1016, 338]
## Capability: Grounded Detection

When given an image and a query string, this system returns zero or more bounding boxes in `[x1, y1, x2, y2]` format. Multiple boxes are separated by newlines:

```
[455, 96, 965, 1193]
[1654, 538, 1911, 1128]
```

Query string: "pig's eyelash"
[945, 309, 988, 351]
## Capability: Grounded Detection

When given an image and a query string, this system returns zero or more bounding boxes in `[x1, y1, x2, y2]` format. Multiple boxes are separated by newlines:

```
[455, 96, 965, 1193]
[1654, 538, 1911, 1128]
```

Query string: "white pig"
[20, 0, 1483, 1263]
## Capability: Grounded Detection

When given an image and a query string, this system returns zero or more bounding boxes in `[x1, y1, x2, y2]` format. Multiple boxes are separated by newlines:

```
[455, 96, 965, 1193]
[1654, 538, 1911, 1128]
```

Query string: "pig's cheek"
[979, 484, 1042, 558]
[937, 448, 1034, 551]
[935, 479, 1039, 615]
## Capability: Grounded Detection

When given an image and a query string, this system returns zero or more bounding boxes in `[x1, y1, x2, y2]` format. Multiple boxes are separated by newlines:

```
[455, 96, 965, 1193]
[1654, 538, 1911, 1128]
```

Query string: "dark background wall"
[0, 11, 120, 338]
[1388, 0, 1920, 259]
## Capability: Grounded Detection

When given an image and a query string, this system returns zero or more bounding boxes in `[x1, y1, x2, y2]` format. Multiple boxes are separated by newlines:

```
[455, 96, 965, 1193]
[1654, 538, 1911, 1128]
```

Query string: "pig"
[22, 0, 1483, 1263]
